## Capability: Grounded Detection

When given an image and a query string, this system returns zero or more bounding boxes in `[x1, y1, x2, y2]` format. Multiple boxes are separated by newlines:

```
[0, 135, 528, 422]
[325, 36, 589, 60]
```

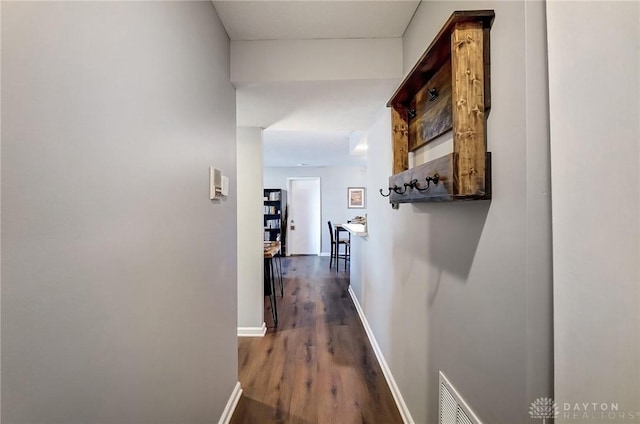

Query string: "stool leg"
[270, 259, 278, 326]
[330, 242, 334, 268]
[276, 255, 284, 297]
[345, 243, 349, 271]
[264, 257, 278, 327]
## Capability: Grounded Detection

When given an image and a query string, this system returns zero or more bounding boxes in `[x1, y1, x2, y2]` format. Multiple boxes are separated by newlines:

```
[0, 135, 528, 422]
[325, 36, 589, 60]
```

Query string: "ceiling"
[212, 1, 421, 167]
[214, 1, 420, 41]
[263, 130, 366, 168]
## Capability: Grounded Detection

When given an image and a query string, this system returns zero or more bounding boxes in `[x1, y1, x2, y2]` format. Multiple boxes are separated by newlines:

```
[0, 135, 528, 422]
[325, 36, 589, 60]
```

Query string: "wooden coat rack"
[382, 10, 495, 204]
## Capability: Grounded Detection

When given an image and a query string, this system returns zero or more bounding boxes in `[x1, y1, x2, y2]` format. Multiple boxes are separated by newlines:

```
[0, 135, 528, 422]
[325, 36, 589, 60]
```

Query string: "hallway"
[231, 256, 402, 424]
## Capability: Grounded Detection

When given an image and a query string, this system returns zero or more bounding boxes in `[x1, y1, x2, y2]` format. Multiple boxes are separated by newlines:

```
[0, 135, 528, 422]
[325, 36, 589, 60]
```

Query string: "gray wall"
[548, 2, 640, 421]
[1, 2, 238, 422]
[356, 2, 553, 423]
[263, 166, 367, 254]
[237, 127, 264, 329]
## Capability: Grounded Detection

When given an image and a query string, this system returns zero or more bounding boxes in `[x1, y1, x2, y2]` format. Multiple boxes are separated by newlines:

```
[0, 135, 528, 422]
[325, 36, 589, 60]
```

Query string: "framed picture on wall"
[348, 187, 366, 209]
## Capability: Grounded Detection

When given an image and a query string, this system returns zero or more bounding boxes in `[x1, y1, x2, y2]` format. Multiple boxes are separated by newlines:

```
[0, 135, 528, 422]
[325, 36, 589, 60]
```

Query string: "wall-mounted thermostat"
[210, 167, 229, 200]
[210, 167, 222, 199]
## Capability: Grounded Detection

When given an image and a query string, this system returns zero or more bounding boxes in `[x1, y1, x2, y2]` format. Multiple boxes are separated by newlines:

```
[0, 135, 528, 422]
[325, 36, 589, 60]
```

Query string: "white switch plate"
[221, 176, 229, 196]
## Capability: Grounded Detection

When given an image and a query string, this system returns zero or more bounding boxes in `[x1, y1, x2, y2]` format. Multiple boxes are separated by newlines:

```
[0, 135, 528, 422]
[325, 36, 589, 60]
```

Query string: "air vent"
[439, 372, 483, 424]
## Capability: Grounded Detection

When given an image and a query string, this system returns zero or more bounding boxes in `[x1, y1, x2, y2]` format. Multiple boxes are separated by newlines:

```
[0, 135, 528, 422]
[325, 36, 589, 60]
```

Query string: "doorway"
[287, 177, 321, 256]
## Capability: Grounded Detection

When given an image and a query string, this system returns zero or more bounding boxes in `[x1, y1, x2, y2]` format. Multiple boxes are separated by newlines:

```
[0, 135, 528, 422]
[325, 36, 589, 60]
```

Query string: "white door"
[288, 178, 321, 255]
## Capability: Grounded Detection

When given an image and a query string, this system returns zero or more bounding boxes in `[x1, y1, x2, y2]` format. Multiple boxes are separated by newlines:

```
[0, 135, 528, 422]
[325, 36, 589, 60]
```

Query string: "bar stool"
[328, 221, 350, 271]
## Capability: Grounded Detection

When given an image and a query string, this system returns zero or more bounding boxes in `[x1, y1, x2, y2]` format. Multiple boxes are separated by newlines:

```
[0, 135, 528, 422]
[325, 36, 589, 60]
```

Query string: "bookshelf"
[263, 189, 286, 254]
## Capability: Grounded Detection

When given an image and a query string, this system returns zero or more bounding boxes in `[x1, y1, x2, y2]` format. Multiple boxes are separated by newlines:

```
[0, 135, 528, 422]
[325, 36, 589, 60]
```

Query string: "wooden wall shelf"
[384, 10, 495, 204]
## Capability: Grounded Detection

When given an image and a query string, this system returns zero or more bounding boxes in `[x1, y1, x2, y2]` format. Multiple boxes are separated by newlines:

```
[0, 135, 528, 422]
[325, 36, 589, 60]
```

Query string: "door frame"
[286, 177, 321, 256]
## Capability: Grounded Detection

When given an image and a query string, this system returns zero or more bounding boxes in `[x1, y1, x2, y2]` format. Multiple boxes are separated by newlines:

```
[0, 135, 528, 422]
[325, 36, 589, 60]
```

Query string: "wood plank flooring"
[231, 256, 403, 424]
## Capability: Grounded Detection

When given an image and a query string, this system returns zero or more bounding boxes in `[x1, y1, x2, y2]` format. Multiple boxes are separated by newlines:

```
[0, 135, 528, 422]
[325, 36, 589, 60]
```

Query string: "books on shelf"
[264, 230, 281, 241]
[266, 192, 280, 201]
[265, 219, 280, 229]
[263, 189, 285, 247]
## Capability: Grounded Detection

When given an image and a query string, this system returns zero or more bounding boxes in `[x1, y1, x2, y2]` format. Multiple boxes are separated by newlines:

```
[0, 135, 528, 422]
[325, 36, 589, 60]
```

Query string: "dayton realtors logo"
[529, 397, 559, 423]
[529, 398, 640, 421]
[561, 402, 638, 421]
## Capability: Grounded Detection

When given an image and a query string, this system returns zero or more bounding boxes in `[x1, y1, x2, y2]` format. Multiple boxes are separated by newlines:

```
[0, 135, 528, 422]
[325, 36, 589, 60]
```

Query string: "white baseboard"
[218, 381, 242, 424]
[237, 322, 267, 337]
[320, 252, 331, 257]
[348, 286, 415, 424]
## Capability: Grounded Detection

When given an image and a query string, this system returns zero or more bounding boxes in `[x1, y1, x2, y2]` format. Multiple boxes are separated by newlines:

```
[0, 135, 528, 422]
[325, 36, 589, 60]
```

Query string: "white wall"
[548, 2, 640, 420]
[237, 127, 264, 330]
[1, 2, 238, 422]
[356, 2, 553, 423]
[264, 166, 366, 254]
[231, 38, 402, 84]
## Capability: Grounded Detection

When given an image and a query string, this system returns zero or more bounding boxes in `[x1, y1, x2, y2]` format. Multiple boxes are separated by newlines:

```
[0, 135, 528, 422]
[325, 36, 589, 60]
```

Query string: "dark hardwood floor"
[231, 256, 403, 424]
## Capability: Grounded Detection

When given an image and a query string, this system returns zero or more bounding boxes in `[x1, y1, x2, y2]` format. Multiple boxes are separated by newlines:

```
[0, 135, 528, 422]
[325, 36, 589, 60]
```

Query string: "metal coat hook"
[393, 184, 409, 195]
[380, 185, 399, 197]
[407, 109, 417, 119]
[379, 187, 392, 197]
[428, 87, 438, 101]
[415, 180, 431, 192]
[412, 174, 440, 192]
[380, 175, 439, 197]
[406, 179, 419, 190]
